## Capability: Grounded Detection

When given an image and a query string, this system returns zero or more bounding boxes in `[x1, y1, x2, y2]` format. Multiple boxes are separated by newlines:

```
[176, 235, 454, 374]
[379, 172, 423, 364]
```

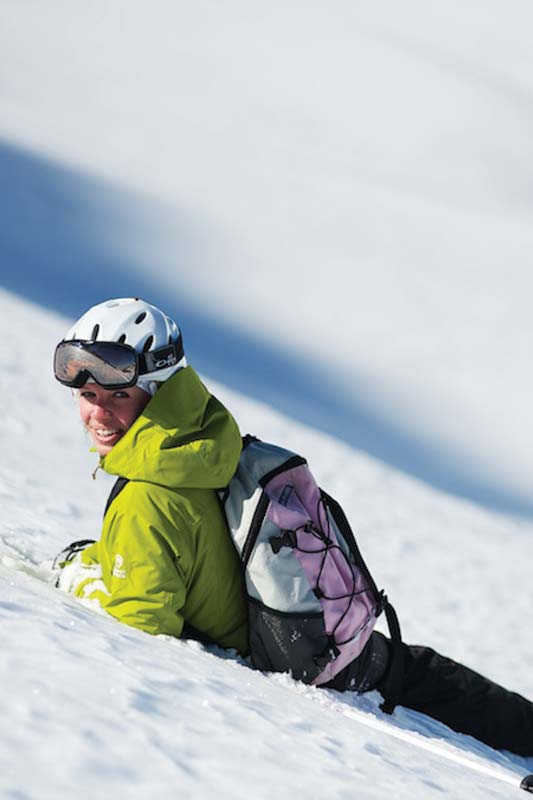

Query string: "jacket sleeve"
[99, 514, 188, 638]
[60, 505, 188, 639]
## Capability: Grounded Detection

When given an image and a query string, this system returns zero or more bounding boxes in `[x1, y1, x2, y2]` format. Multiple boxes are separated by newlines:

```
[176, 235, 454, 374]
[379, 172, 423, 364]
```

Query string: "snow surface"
[1, 2, 533, 797]
[1, 291, 532, 799]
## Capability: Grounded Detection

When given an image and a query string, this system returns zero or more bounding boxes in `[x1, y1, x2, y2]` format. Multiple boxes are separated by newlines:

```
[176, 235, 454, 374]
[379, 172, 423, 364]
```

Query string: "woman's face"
[78, 383, 151, 456]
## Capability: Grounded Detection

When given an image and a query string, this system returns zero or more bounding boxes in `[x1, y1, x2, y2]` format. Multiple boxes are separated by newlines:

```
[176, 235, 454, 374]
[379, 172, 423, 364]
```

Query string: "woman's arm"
[56, 515, 189, 639]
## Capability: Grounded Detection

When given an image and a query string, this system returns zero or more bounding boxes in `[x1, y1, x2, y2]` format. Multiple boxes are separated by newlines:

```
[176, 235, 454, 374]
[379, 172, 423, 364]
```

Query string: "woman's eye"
[114, 391, 129, 398]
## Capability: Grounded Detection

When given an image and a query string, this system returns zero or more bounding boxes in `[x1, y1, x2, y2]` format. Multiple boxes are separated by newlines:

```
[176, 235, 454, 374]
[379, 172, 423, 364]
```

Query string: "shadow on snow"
[1, 138, 532, 518]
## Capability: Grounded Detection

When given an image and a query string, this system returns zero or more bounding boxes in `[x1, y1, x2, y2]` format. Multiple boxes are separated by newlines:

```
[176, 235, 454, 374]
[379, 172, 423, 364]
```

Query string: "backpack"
[220, 435, 403, 712]
[102, 434, 403, 712]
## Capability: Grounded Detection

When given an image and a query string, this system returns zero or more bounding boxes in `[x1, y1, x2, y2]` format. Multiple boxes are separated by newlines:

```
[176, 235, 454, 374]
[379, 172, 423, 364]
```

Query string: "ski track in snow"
[1, 290, 532, 799]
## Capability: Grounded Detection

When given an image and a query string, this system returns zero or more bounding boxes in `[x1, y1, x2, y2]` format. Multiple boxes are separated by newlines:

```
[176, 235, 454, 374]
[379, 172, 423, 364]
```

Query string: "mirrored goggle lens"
[54, 341, 138, 388]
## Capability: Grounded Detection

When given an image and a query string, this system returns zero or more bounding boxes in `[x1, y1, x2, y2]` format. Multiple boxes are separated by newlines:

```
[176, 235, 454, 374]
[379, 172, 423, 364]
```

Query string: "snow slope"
[3, 1, 533, 514]
[1, 289, 532, 799]
[2, 2, 533, 797]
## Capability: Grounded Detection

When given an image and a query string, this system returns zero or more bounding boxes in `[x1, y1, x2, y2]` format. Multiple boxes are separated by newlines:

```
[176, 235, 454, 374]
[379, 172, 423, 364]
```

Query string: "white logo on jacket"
[112, 554, 126, 579]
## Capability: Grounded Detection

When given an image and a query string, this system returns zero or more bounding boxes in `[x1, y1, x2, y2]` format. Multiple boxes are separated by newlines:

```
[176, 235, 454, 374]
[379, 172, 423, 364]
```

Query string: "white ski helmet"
[64, 298, 187, 392]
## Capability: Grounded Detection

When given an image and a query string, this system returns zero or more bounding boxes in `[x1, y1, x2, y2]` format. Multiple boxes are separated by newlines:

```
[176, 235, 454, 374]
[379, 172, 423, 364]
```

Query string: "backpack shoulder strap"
[218, 434, 260, 505]
[104, 476, 129, 518]
[379, 602, 404, 715]
[241, 433, 259, 450]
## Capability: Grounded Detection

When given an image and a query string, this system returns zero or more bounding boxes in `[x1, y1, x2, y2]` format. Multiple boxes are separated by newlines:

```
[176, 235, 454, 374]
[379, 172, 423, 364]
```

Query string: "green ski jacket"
[64, 366, 248, 654]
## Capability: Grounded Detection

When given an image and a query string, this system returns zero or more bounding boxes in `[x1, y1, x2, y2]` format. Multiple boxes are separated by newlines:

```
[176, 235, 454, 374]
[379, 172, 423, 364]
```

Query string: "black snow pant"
[328, 632, 533, 758]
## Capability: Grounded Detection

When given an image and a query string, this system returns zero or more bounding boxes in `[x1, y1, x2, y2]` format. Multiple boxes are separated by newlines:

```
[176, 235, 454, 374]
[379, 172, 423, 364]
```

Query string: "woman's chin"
[95, 443, 114, 457]
[91, 433, 123, 456]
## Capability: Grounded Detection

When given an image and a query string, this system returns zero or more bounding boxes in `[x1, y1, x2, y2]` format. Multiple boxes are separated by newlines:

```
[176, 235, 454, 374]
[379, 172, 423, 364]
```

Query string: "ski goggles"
[53, 338, 183, 389]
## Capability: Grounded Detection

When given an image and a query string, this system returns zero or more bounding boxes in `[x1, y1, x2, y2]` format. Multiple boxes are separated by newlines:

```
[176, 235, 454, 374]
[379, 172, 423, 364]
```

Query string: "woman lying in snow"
[53, 297, 533, 757]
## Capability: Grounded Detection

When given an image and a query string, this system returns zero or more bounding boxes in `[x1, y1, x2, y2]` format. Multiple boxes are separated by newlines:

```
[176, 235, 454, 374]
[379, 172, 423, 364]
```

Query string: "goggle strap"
[138, 334, 184, 376]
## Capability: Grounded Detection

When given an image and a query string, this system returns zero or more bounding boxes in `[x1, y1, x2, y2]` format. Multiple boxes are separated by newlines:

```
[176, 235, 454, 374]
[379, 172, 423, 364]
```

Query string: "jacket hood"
[101, 366, 242, 489]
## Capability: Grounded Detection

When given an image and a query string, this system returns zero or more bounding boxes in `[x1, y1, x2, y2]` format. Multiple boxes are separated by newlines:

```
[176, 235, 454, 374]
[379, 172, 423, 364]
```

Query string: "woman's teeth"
[96, 429, 122, 439]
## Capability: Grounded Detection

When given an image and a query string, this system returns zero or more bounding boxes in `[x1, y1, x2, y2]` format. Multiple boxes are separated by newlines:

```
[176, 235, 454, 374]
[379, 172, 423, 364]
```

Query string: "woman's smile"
[78, 383, 151, 456]
[91, 426, 125, 445]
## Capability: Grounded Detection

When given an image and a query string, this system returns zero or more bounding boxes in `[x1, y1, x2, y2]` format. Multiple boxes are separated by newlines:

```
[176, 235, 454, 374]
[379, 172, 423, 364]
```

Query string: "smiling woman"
[53, 298, 187, 455]
[78, 384, 151, 456]
[53, 296, 249, 652]
[52, 296, 533, 760]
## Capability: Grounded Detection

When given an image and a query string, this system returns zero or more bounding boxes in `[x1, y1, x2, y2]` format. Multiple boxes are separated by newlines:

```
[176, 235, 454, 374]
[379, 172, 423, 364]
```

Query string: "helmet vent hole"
[118, 333, 127, 344]
[91, 324, 100, 341]
[168, 334, 172, 344]
[135, 312, 147, 324]
[143, 335, 154, 352]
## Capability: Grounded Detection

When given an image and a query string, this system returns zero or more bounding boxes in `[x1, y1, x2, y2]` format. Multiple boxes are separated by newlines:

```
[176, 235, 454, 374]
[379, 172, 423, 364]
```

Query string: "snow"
[1, 2, 533, 797]
[1, 290, 532, 799]
[3, 1, 533, 514]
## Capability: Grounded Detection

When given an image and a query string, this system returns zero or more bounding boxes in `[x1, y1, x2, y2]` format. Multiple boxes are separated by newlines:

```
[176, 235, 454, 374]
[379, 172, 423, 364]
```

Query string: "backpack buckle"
[313, 637, 341, 670]
[269, 529, 298, 554]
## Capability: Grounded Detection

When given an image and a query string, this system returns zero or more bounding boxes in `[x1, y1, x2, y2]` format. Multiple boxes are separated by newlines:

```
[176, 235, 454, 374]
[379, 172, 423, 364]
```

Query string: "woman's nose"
[92, 400, 113, 419]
